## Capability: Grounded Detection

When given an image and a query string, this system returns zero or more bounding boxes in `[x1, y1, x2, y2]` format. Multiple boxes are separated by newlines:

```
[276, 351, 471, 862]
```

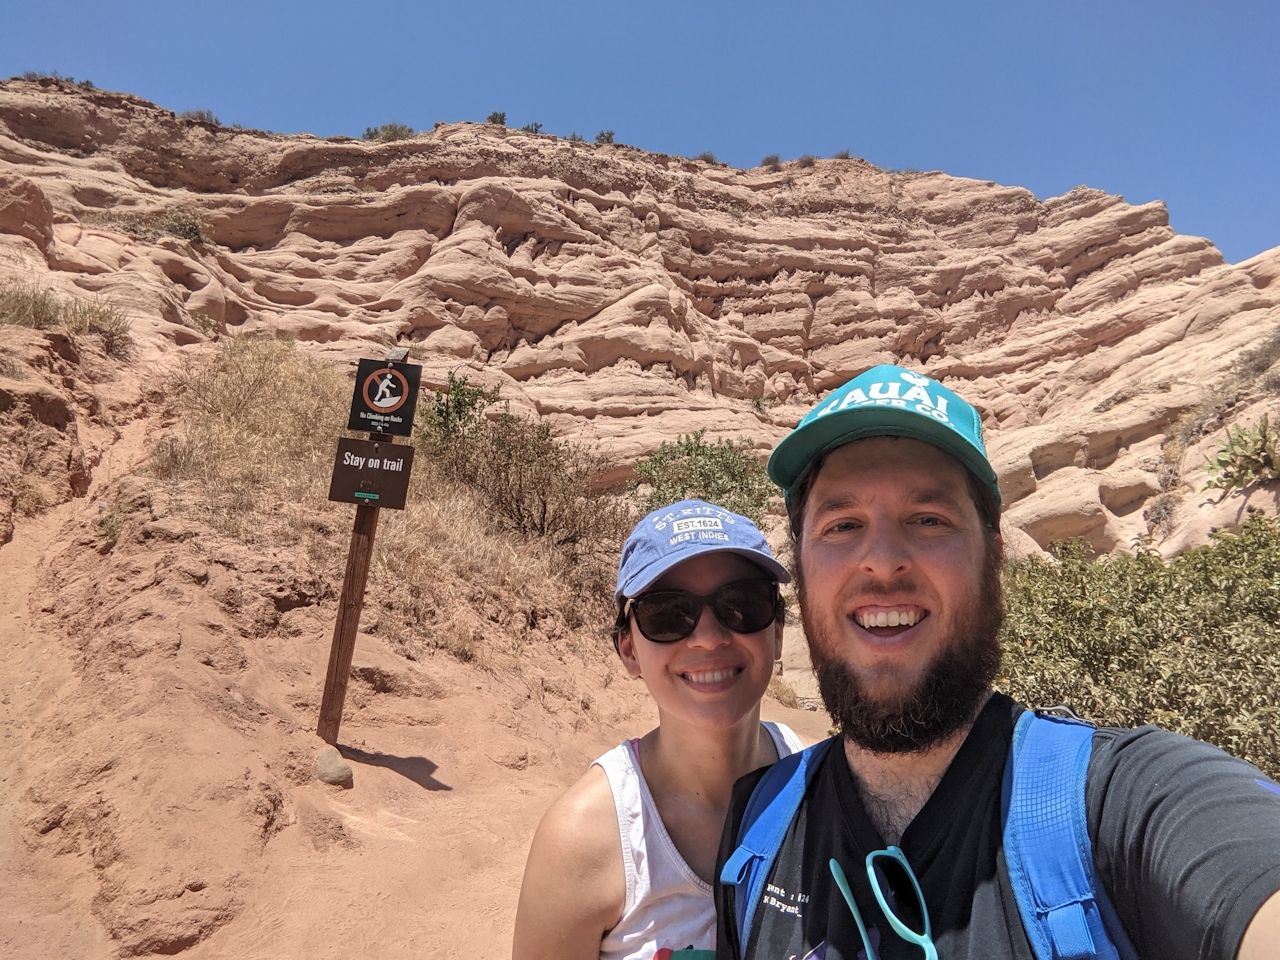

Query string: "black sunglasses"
[620, 578, 783, 644]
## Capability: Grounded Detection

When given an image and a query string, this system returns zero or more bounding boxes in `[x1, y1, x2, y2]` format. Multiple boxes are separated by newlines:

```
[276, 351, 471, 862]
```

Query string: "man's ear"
[772, 619, 784, 663]
[616, 625, 644, 679]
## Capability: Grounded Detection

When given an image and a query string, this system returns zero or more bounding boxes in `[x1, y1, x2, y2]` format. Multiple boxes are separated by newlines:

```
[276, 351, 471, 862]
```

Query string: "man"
[714, 365, 1280, 960]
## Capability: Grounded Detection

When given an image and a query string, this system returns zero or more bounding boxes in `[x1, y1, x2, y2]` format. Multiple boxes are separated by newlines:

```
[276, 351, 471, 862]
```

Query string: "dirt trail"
[0, 415, 153, 957]
[0, 414, 831, 959]
[0, 499, 115, 958]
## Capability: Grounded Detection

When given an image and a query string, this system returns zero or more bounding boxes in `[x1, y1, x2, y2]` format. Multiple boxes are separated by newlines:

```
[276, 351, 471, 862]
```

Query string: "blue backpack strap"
[720, 738, 835, 954]
[1002, 711, 1137, 960]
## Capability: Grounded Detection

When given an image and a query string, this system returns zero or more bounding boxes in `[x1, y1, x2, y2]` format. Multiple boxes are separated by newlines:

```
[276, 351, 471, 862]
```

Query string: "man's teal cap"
[767, 365, 1000, 508]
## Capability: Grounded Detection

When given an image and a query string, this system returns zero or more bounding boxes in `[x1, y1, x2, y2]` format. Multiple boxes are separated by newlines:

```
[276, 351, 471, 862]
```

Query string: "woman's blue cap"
[615, 499, 790, 604]
[767, 365, 1000, 509]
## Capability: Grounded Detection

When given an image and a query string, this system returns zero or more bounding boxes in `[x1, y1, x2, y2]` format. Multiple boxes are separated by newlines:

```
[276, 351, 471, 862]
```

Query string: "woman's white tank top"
[594, 721, 805, 960]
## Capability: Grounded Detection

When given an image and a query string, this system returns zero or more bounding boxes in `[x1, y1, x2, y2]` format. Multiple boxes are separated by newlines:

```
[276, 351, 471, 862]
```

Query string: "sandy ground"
[0, 420, 831, 959]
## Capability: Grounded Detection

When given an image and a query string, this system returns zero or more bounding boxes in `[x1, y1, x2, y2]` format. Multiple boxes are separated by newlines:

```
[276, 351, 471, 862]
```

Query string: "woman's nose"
[683, 604, 734, 648]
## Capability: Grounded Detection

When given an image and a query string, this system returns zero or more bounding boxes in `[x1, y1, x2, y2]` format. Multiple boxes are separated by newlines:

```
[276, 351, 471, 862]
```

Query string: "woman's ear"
[616, 624, 644, 679]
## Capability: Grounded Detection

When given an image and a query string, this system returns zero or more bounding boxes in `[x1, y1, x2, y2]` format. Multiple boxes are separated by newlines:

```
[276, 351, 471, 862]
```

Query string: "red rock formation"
[2, 76, 1278, 555]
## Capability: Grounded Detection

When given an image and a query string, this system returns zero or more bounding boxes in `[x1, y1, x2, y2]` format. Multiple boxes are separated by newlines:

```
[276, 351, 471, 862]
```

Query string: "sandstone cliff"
[3, 76, 1279, 555]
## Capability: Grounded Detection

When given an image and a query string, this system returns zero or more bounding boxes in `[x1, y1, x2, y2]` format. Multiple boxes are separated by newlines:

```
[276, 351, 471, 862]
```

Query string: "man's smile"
[853, 604, 926, 629]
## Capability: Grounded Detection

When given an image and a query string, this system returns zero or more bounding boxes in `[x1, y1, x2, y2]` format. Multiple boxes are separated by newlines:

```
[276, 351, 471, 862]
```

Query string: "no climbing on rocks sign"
[346, 358, 422, 436]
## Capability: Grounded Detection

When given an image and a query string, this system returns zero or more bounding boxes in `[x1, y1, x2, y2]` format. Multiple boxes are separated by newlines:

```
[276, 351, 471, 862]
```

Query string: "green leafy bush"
[486, 111, 507, 126]
[363, 122, 413, 142]
[417, 374, 632, 600]
[418, 370, 500, 446]
[1200, 413, 1280, 497]
[999, 513, 1280, 778]
[632, 430, 774, 524]
[595, 129, 615, 145]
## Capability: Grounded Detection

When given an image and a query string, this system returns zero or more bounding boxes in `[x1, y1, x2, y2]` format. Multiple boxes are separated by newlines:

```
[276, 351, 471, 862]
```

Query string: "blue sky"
[4, 0, 1277, 263]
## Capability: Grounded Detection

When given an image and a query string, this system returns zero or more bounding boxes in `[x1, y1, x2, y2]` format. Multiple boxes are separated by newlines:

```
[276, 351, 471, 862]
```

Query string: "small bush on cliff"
[486, 111, 507, 126]
[363, 122, 414, 142]
[20, 70, 92, 89]
[519, 122, 543, 135]
[761, 154, 781, 172]
[0, 283, 133, 359]
[694, 151, 719, 165]
[1163, 325, 1280, 466]
[179, 108, 220, 125]
[595, 130, 615, 145]
[999, 513, 1280, 779]
[632, 431, 774, 525]
[1200, 414, 1280, 497]
[82, 205, 208, 245]
[796, 154, 816, 168]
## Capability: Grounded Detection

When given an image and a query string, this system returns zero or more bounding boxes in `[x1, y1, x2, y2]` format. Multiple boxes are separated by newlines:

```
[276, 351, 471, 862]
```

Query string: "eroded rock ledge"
[2, 77, 1278, 554]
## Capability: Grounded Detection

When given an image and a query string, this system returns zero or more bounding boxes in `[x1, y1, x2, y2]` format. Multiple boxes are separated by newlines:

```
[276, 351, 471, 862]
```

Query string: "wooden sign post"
[316, 349, 422, 745]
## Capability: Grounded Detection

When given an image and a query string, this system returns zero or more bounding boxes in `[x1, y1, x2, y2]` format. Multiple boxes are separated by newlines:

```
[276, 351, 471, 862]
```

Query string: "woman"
[513, 499, 804, 960]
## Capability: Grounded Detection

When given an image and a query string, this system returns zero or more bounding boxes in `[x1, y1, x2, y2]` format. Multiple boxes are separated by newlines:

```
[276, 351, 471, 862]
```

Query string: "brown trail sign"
[328, 437, 415, 510]
[347, 358, 421, 436]
[317, 350, 421, 745]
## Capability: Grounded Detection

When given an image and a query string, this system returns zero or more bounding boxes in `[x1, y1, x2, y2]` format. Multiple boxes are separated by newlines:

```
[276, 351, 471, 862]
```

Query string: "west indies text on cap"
[767, 364, 1000, 508]
[615, 499, 790, 604]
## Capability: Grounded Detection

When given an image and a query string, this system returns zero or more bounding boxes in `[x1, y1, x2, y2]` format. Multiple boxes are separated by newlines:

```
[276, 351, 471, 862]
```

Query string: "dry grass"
[146, 336, 615, 673]
[0, 282, 134, 359]
[767, 674, 800, 709]
[82, 205, 208, 245]
[148, 335, 349, 526]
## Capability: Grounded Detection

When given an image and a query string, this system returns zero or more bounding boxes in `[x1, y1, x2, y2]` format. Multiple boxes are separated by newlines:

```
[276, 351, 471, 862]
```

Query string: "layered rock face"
[2, 77, 1278, 554]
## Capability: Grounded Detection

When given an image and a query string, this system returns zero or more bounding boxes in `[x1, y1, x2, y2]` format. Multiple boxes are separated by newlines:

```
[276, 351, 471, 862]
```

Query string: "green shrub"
[595, 130, 615, 145]
[486, 111, 507, 126]
[999, 513, 1280, 778]
[1201, 414, 1280, 497]
[179, 108, 220, 125]
[0, 283, 133, 359]
[694, 151, 718, 165]
[761, 154, 781, 172]
[363, 122, 414, 142]
[418, 370, 500, 446]
[632, 430, 774, 524]
[417, 373, 632, 600]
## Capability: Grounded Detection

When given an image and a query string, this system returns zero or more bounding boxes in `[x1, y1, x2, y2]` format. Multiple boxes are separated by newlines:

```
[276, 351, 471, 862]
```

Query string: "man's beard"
[801, 543, 1004, 754]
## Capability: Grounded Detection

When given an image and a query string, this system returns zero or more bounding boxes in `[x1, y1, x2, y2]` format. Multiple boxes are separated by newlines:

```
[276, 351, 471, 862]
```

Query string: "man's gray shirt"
[715, 694, 1280, 960]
